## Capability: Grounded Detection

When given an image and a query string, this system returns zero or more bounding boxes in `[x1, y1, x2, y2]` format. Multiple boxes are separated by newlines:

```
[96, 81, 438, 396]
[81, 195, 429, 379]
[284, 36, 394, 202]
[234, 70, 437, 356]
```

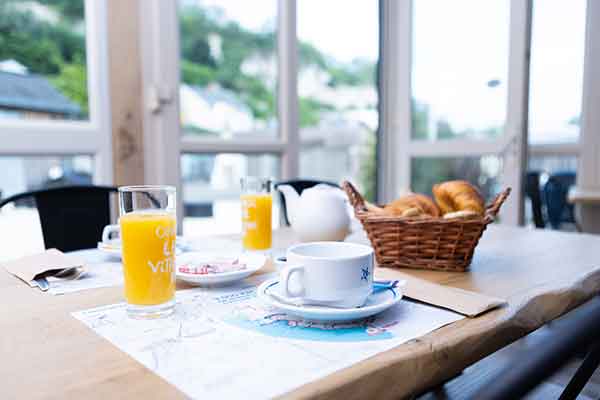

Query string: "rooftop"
[0, 70, 81, 116]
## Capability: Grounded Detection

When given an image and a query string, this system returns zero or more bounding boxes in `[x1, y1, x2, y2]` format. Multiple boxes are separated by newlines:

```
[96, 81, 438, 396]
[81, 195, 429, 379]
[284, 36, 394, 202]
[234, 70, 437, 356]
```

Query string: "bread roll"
[367, 193, 440, 218]
[432, 180, 485, 216]
[442, 210, 480, 219]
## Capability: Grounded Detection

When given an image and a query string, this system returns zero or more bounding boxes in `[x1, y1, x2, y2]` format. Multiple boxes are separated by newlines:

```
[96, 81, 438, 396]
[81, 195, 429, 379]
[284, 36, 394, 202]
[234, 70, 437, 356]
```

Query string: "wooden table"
[2, 225, 600, 399]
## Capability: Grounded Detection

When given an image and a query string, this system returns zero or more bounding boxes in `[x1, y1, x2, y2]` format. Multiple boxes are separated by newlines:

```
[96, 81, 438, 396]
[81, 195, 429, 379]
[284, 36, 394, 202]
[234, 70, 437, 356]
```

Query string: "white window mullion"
[86, 0, 112, 185]
[139, 0, 181, 188]
[181, 138, 286, 154]
[380, 0, 411, 202]
[578, 0, 600, 190]
[502, 0, 533, 225]
[278, 0, 299, 180]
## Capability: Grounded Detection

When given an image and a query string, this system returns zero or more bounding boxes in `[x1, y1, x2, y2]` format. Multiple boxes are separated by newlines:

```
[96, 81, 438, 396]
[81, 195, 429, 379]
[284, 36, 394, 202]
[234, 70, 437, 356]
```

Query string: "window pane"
[0, 1, 88, 121]
[0, 155, 94, 261]
[410, 156, 502, 201]
[297, 1, 379, 201]
[528, 0, 586, 144]
[181, 153, 280, 237]
[412, 0, 509, 141]
[178, 0, 277, 138]
[0, 155, 93, 199]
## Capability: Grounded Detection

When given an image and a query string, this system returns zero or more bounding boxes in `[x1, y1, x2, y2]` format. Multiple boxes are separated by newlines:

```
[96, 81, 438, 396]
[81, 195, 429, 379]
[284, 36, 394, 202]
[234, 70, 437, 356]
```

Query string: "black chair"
[544, 172, 577, 230]
[274, 179, 340, 226]
[472, 295, 600, 400]
[525, 171, 545, 228]
[0, 185, 117, 252]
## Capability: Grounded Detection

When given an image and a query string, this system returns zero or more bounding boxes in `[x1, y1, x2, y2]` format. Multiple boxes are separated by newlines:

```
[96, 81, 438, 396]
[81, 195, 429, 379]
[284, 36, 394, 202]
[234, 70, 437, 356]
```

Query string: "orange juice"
[120, 211, 176, 305]
[241, 193, 272, 250]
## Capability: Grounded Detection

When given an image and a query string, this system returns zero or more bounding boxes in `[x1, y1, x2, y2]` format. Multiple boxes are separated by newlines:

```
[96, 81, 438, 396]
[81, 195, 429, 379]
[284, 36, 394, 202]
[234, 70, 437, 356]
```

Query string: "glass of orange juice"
[118, 185, 177, 319]
[241, 177, 272, 251]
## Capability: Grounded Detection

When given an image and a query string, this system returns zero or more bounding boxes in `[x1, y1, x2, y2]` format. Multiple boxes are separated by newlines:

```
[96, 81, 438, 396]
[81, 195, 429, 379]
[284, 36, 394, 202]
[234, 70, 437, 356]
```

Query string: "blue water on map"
[225, 318, 394, 342]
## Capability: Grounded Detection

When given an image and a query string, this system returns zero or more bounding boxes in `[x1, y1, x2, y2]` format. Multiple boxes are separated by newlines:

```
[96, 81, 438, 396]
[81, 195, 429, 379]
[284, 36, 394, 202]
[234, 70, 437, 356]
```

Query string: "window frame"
[380, 0, 534, 225]
[145, 0, 381, 228]
[0, 0, 112, 185]
[147, 0, 595, 228]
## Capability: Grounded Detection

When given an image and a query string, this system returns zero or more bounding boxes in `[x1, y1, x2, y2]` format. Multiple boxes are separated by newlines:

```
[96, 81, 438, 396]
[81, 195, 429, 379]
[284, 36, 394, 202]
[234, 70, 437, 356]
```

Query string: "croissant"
[367, 193, 440, 218]
[432, 180, 485, 216]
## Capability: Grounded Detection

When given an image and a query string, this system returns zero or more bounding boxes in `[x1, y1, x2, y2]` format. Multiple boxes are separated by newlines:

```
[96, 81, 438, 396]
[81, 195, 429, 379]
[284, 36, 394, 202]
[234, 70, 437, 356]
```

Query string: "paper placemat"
[72, 273, 463, 399]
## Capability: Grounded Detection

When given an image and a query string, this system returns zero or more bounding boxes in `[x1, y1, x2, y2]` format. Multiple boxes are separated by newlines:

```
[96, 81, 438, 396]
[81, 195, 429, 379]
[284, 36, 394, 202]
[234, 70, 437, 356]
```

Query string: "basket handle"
[484, 187, 512, 223]
[342, 181, 368, 213]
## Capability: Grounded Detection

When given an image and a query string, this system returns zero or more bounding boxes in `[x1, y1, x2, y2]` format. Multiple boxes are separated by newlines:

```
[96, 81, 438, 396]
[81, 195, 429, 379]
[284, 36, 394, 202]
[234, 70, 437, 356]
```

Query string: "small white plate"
[176, 252, 266, 285]
[257, 278, 403, 321]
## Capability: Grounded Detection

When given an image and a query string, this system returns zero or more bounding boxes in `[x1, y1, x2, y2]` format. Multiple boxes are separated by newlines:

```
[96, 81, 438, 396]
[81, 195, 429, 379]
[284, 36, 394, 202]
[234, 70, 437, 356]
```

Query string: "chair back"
[525, 171, 545, 228]
[274, 179, 340, 226]
[0, 185, 117, 252]
[544, 171, 576, 229]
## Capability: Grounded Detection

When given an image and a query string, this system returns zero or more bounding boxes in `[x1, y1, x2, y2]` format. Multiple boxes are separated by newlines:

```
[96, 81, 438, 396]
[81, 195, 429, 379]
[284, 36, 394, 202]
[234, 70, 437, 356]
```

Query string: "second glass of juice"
[241, 177, 272, 250]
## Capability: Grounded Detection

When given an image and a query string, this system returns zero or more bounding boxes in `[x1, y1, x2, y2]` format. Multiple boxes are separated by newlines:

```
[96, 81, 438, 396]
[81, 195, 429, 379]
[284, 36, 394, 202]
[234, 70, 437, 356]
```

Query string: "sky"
[187, 0, 586, 145]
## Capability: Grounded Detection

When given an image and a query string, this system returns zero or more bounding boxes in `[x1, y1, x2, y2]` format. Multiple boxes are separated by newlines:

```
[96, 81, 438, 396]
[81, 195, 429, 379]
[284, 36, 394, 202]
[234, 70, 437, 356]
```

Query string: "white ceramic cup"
[101, 224, 120, 243]
[280, 242, 374, 308]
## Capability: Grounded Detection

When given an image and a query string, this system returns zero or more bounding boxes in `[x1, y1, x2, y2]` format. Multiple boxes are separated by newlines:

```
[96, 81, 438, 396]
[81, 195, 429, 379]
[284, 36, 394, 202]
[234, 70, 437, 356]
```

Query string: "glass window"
[528, 0, 586, 144]
[178, 0, 277, 138]
[0, 0, 88, 121]
[297, 0, 379, 201]
[0, 155, 93, 200]
[412, 0, 509, 141]
[410, 156, 502, 201]
[0, 155, 94, 261]
[181, 153, 280, 237]
[525, 155, 578, 230]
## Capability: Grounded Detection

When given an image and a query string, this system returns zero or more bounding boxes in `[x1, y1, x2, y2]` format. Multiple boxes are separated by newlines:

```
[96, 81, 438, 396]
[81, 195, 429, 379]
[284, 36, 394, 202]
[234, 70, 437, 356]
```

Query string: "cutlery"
[34, 278, 49, 291]
[372, 280, 404, 293]
[53, 266, 86, 280]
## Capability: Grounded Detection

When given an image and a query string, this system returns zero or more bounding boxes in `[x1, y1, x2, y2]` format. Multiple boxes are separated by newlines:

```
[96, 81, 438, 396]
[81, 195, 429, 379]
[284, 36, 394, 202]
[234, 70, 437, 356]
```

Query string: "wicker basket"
[343, 181, 511, 272]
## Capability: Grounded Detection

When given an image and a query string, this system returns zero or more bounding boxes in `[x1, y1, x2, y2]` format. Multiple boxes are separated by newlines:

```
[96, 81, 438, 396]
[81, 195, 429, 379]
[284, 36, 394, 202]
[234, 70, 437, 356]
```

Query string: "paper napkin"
[2, 249, 86, 288]
[376, 268, 507, 317]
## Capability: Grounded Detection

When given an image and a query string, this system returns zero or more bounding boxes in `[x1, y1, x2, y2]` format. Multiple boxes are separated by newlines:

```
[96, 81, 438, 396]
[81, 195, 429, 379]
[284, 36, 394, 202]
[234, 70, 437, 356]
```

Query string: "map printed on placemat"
[72, 273, 463, 399]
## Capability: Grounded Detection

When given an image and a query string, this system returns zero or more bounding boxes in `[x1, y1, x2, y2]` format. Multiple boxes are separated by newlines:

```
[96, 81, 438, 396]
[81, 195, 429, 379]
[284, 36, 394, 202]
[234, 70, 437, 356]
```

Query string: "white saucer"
[97, 240, 122, 257]
[257, 278, 403, 321]
[176, 252, 266, 285]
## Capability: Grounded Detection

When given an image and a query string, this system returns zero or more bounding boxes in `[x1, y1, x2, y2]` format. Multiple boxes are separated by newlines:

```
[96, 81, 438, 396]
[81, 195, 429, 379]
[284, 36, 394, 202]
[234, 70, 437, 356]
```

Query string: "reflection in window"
[412, 0, 509, 141]
[410, 156, 502, 201]
[528, 0, 586, 144]
[178, 0, 277, 138]
[0, 1, 88, 121]
[181, 153, 280, 236]
[0, 156, 93, 201]
[297, 0, 379, 200]
[0, 155, 94, 260]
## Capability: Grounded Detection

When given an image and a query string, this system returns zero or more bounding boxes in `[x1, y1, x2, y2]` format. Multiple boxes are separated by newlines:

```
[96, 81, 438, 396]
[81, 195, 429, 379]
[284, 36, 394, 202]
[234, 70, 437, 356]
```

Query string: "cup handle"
[102, 224, 120, 243]
[281, 264, 305, 298]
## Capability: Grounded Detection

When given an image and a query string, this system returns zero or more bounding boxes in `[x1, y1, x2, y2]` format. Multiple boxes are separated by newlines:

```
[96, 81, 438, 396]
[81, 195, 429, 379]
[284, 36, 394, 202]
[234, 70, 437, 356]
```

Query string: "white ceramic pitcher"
[277, 184, 351, 242]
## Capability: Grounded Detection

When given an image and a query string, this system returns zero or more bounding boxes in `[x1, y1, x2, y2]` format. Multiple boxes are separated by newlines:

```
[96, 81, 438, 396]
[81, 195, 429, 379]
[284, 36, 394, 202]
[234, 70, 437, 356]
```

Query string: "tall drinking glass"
[241, 177, 272, 251]
[118, 185, 177, 319]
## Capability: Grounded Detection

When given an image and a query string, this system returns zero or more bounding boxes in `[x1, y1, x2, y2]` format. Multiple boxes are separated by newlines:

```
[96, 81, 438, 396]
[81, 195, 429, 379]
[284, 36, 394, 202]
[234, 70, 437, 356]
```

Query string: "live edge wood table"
[2, 225, 600, 399]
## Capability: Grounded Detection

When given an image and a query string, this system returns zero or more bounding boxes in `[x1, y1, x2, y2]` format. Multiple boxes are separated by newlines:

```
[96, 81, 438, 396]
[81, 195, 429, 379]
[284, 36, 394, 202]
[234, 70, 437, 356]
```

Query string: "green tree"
[359, 131, 377, 201]
[52, 59, 88, 116]
[0, 2, 88, 116]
